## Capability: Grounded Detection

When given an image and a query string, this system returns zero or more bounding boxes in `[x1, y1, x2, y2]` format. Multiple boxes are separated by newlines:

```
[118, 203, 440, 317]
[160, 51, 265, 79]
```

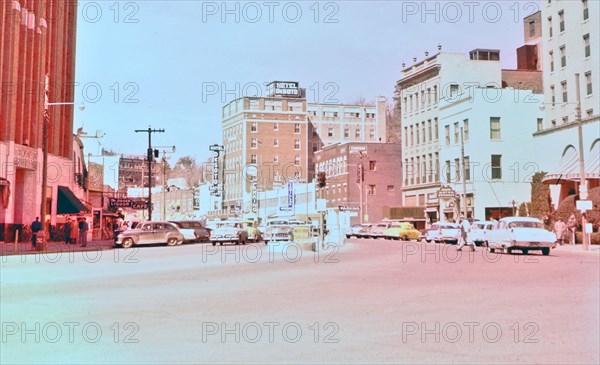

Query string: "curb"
[1, 243, 115, 257]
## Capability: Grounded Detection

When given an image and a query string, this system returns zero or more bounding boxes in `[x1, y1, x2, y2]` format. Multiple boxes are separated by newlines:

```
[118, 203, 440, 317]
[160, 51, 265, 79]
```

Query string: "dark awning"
[57, 186, 89, 214]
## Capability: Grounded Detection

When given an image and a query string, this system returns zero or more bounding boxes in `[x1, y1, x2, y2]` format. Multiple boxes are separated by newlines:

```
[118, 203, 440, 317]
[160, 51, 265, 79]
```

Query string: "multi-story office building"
[219, 81, 386, 217]
[0, 1, 81, 240]
[536, 0, 600, 204]
[117, 156, 159, 196]
[314, 142, 403, 225]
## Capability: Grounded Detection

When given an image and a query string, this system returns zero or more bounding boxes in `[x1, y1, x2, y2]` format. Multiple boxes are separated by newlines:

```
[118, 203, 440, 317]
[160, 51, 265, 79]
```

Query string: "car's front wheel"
[121, 238, 134, 249]
[167, 238, 177, 246]
[522, 249, 529, 254]
[541, 248, 550, 256]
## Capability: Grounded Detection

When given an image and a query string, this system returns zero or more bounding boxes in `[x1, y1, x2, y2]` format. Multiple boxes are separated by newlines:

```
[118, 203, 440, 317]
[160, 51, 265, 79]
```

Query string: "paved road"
[1, 239, 599, 364]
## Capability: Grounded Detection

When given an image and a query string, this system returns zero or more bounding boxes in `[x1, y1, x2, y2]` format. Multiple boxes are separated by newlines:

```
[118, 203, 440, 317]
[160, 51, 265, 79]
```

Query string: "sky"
[73, 0, 538, 164]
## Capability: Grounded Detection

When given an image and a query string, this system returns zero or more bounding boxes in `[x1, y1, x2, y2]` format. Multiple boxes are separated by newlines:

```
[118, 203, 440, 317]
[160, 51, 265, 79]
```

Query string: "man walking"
[554, 218, 566, 245]
[64, 218, 71, 245]
[456, 216, 475, 252]
[31, 217, 42, 250]
[79, 217, 89, 247]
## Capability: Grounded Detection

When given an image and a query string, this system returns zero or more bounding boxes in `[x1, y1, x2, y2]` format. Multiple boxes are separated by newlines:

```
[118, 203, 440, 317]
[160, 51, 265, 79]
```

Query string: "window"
[312, 142, 318, 152]
[450, 84, 459, 97]
[445, 160, 451, 183]
[369, 129, 375, 139]
[274, 155, 279, 163]
[561, 81, 568, 102]
[537, 118, 543, 131]
[427, 120, 432, 141]
[549, 51, 554, 72]
[562, 116, 569, 124]
[433, 85, 438, 103]
[328, 128, 334, 137]
[434, 118, 439, 140]
[445, 125, 450, 145]
[463, 119, 469, 141]
[251, 122, 258, 132]
[355, 129, 361, 138]
[427, 88, 431, 105]
[410, 126, 414, 146]
[558, 10, 564, 32]
[434, 152, 439, 181]
[490, 117, 501, 140]
[584, 34, 590, 57]
[583, 0, 589, 20]
[454, 122, 459, 144]
[491, 155, 502, 179]
[274, 123, 279, 131]
[529, 20, 535, 37]
[552, 120, 557, 127]
[421, 122, 426, 143]
[454, 158, 460, 182]
[273, 138, 279, 147]
[251, 138, 257, 149]
[547, 16, 553, 38]
[294, 155, 300, 166]
[294, 139, 300, 150]
[250, 154, 257, 164]
[294, 123, 301, 133]
[586, 72, 593, 95]
[404, 127, 408, 145]
[587, 109, 593, 117]
[464, 156, 470, 182]
[369, 161, 376, 171]
[550, 85, 556, 104]
[387, 185, 395, 192]
[344, 128, 349, 138]
[421, 90, 425, 108]
[560, 46, 566, 68]
[416, 126, 420, 145]
[367, 185, 376, 195]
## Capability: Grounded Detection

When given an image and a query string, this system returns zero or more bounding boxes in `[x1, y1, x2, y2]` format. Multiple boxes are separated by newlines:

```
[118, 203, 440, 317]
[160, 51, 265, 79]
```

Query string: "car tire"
[402, 235, 408, 241]
[167, 238, 177, 246]
[542, 248, 550, 256]
[522, 249, 529, 254]
[122, 238, 134, 249]
[211, 242, 216, 246]
[488, 247, 495, 253]
[265, 240, 269, 245]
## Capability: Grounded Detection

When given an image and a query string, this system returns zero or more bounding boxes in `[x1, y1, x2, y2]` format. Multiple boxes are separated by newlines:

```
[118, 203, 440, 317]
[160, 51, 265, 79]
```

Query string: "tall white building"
[536, 0, 599, 204]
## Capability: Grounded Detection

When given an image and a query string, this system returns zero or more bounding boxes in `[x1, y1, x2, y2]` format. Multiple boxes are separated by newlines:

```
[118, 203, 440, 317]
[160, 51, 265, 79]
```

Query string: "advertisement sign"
[287, 181, 294, 210]
[438, 186, 457, 200]
[339, 206, 360, 212]
[251, 179, 258, 214]
[109, 197, 148, 210]
[270, 81, 300, 97]
[209, 144, 223, 196]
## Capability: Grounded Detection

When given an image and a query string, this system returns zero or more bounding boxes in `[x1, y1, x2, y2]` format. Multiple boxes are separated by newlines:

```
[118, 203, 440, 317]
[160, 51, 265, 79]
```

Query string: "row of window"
[403, 85, 439, 114]
[443, 119, 471, 146]
[250, 122, 302, 133]
[326, 127, 375, 139]
[308, 111, 376, 118]
[404, 153, 440, 186]
[249, 153, 302, 166]
[547, 1, 589, 39]
[404, 118, 439, 148]
[549, 72, 593, 106]
[445, 155, 502, 182]
[548, 35, 592, 72]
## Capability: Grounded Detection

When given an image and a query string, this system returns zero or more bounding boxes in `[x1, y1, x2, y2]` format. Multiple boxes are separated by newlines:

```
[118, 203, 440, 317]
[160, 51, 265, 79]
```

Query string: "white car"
[345, 224, 371, 239]
[427, 222, 460, 244]
[486, 217, 556, 255]
[468, 221, 495, 247]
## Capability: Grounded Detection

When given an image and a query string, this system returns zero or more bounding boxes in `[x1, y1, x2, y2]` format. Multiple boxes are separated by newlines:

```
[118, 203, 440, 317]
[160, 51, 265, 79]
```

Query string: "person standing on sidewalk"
[69, 218, 78, 244]
[63, 218, 71, 245]
[79, 217, 89, 247]
[567, 214, 577, 245]
[554, 218, 566, 245]
[31, 217, 42, 250]
[456, 216, 475, 252]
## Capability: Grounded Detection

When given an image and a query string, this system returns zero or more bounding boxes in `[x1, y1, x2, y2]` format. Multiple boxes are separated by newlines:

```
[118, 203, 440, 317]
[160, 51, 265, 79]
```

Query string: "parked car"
[115, 221, 184, 249]
[468, 221, 495, 247]
[486, 217, 556, 255]
[209, 221, 248, 246]
[169, 220, 211, 242]
[383, 222, 420, 241]
[368, 222, 393, 239]
[345, 224, 371, 239]
[264, 224, 293, 244]
[423, 222, 460, 243]
[418, 228, 436, 242]
[240, 219, 262, 242]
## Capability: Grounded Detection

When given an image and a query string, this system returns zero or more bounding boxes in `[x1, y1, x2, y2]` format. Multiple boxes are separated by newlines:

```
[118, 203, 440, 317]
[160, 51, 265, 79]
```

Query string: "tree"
[529, 172, 553, 221]
[173, 155, 203, 188]
[351, 96, 375, 106]
[518, 202, 528, 217]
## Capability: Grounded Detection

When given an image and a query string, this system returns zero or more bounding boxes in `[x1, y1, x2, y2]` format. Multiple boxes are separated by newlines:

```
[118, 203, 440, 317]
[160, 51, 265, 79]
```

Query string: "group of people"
[63, 217, 90, 247]
[553, 214, 577, 245]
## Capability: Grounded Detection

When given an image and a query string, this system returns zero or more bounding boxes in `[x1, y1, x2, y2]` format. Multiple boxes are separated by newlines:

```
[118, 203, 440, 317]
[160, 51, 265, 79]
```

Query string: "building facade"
[537, 0, 600, 204]
[0, 1, 80, 240]
[314, 142, 403, 225]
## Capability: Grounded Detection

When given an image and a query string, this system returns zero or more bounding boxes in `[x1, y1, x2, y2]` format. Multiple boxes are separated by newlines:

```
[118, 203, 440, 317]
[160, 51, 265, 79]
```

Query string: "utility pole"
[575, 73, 589, 251]
[135, 127, 165, 221]
[460, 126, 468, 218]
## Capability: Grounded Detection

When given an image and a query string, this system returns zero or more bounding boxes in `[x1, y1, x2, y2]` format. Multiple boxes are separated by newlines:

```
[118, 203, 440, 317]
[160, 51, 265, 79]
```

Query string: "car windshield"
[508, 221, 543, 229]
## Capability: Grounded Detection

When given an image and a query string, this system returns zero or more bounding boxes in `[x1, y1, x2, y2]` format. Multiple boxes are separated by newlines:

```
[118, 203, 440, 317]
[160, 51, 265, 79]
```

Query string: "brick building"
[0, 1, 80, 240]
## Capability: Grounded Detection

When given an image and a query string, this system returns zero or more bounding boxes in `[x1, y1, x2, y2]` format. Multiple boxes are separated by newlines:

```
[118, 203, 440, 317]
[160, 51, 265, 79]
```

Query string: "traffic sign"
[339, 206, 360, 212]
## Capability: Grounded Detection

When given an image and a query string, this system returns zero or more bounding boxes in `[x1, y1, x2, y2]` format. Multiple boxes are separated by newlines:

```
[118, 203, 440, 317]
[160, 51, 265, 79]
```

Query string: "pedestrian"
[69, 218, 78, 244]
[456, 216, 475, 251]
[31, 216, 42, 250]
[64, 218, 71, 245]
[554, 218, 566, 245]
[567, 214, 577, 245]
[79, 217, 89, 247]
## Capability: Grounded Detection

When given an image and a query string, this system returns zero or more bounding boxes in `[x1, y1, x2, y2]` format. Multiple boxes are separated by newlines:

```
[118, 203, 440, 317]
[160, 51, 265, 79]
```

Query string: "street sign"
[317, 199, 327, 212]
[577, 200, 592, 211]
[339, 206, 360, 212]
[287, 181, 294, 210]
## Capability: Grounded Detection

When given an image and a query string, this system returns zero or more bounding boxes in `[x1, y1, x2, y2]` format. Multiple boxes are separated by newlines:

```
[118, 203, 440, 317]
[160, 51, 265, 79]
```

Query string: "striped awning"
[543, 142, 600, 184]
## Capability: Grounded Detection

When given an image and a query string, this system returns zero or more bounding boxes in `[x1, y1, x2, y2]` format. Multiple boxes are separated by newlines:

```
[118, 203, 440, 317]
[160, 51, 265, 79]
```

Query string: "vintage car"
[240, 219, 262, 242]
[418, 228, 436, 242]
[368, 222, 393, 239]
[345, 224, 371, 239]
[264, 224, 293, 244]
[115, 221, 184, 249]
[168, 220, 211, 242]
[209, 221, 249, 246]
[486, 217, 556, 255]
[423, 222, 460, 243]
[383, 222, 420, 241]
[468, 221, 496, 247]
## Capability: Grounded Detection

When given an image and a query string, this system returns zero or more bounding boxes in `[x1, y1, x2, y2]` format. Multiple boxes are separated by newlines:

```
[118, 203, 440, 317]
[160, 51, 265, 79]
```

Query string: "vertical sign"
[287, 181, 294, 210]
[251, 178, 258, 214]
[209, 144, 224, 196]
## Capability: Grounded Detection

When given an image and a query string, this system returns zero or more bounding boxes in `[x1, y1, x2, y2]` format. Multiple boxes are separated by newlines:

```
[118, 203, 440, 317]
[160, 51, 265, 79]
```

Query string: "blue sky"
[74, 1, 538, 163]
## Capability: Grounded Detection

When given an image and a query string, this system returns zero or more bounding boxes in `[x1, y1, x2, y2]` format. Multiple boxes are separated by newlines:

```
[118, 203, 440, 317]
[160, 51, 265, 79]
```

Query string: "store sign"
[109, 197, 147, 210]
[287, 181, 294, 210]
[209, 144, 223, 197]
[14, 145, 37, 170]
[339, 206, 360, 212]
[251, 179, 258, 214]
[272, 81, 300, 97]
[437, 186, 457, 200]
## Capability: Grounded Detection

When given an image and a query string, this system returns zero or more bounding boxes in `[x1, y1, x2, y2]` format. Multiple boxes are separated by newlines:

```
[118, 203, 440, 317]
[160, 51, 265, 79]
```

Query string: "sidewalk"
[0, 240, 115, 256]
[554, 243, 600, 254]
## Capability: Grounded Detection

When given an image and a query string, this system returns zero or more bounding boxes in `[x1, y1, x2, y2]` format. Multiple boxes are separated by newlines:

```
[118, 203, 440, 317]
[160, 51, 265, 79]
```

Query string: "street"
[1, 239, 599, 364]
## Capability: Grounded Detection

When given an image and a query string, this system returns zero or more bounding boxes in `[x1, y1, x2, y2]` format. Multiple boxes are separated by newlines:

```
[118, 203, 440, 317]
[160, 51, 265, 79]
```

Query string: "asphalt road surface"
[2, 239, 599, 364]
